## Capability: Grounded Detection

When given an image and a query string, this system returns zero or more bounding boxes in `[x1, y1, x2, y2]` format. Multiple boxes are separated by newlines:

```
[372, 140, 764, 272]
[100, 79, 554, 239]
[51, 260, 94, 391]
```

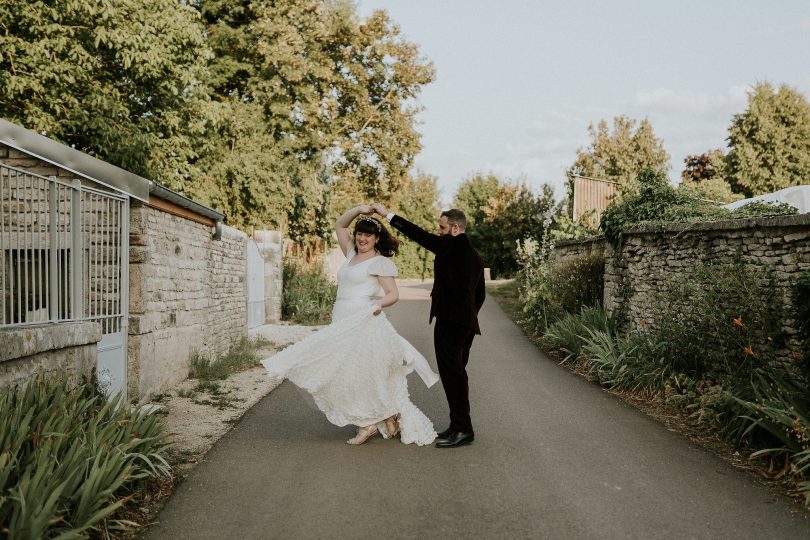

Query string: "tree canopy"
[725, 82, 810, 197]
[0, 0, 215, 185]
[192, 0, 434, 237]
[567, 115, 670, 187]
[393, 172, 440, 279]
[454, 173, 556, 278]
[679, 150, 741, 204]
[0, 0, 436, 244]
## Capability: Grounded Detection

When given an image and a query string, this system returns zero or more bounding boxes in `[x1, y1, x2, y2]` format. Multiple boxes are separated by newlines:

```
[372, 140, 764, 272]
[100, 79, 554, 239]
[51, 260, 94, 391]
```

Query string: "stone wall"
[549, 214, 810, 358]
[604, 214, 810, 329]
[551, 236, 604, 265]
[128, 203, 248, 400]
[0, 321, 101, 389]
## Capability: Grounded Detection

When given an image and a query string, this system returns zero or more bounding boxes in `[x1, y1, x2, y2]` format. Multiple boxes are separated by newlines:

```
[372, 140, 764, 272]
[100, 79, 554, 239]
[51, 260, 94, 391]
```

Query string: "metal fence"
[1, 164, 128, 334]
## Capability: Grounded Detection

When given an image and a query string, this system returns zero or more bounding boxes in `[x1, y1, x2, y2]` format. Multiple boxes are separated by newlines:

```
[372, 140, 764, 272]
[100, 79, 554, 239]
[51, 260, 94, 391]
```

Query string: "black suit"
[389, 214, 485, 433]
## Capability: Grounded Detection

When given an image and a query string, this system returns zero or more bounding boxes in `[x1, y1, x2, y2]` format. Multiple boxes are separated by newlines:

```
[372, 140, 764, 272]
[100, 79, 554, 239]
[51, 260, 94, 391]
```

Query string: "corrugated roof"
[0, 118, 150, 201]
[0, 119, 224, 222]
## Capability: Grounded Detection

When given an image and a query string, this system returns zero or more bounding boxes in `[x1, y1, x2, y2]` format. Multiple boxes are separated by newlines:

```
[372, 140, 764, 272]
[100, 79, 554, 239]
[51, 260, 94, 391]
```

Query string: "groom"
[372, 204, 485, 448]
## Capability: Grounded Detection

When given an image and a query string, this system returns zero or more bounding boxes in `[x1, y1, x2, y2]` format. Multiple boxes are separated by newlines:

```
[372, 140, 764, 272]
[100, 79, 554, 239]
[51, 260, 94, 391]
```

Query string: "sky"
[356, 0, 810, 204]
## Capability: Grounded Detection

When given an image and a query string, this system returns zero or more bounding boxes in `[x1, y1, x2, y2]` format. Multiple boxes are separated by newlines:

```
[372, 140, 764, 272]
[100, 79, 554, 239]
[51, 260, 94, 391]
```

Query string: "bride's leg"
[347, 424, 379, 445]
[384, 413, 400, 438]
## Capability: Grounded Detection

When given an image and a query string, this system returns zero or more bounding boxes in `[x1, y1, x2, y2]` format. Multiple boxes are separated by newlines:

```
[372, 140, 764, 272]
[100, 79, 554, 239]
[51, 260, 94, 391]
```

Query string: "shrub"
[734, 369, 810, 503]
[282, 258, 337, 325]
[544, 305, 614, 361]
[600, 170, 714, 247]
[0, 377, 171, 538]
[651, 261, 785, 384]
[517, 236, 604, 334]
[545, 254, 604, 317]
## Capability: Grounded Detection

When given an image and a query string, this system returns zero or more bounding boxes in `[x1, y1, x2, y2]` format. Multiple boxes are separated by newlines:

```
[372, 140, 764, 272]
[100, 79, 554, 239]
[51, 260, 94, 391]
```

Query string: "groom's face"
[438, 216, 460, 236]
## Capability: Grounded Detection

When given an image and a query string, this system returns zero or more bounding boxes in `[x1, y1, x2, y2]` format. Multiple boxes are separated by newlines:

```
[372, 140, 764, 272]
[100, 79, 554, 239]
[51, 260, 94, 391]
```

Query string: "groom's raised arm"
[390, 214, 441, 253]
[374, 205, 441, 253]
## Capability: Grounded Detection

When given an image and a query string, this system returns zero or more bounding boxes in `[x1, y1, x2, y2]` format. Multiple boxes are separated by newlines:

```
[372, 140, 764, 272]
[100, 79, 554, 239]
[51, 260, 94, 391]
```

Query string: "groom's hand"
[371, 203, 389, 216]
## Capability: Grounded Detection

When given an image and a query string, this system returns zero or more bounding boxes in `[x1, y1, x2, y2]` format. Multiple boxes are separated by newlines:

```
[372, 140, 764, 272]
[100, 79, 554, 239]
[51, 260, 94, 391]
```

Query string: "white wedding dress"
[261, 248, 439, 445]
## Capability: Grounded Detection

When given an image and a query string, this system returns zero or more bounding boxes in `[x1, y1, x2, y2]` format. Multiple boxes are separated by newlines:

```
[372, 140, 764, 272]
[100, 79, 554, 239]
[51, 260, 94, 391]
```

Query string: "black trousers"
[434, 318, 476, 433]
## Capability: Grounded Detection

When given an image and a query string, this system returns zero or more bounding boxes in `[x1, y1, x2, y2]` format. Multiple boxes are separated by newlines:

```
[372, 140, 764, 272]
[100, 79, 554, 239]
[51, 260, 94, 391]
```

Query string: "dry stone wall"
[551, 214, 810, 360]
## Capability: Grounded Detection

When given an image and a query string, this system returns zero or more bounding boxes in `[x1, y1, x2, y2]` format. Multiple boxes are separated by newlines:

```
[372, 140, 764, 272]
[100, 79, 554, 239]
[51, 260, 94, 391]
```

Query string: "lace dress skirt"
[262, 297, 438, 446]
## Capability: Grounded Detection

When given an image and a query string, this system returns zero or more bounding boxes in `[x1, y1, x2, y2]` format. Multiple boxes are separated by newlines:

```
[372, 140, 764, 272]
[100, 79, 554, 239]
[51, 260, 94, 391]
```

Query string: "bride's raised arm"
[335, 205, 372, 257]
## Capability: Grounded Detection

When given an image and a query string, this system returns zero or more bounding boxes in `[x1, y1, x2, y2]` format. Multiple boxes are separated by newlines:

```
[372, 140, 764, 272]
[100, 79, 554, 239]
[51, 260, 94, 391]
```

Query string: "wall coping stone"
[222, 224, 248, 239]
[0, 321, 102, 363]
[553, 235, 605, 249]
[624, 213, 810, 236]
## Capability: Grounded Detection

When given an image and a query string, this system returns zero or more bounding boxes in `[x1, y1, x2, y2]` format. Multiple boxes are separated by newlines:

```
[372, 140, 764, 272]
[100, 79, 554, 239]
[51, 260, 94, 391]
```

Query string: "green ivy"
[600, 169, 798, 248]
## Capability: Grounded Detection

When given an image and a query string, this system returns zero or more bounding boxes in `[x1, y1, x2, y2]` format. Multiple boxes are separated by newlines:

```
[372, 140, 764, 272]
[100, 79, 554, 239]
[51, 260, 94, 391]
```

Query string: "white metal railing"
[1, 163, 127, 334]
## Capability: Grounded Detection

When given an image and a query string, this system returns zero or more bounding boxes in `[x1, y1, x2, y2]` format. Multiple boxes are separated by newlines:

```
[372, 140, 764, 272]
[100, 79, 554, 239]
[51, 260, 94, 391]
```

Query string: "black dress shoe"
[435, 431, 474, 448]
[436, 427, 453, 439]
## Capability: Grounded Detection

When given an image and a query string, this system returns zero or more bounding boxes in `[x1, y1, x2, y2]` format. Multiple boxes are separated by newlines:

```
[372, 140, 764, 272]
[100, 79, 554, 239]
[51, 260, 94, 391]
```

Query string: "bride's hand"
[356, 204, 373, 215]
[372, 303, 382, 316]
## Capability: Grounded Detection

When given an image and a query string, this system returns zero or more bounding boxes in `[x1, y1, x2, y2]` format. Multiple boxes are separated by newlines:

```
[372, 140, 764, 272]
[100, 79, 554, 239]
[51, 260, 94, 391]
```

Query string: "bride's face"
[355, 232, 378, 253]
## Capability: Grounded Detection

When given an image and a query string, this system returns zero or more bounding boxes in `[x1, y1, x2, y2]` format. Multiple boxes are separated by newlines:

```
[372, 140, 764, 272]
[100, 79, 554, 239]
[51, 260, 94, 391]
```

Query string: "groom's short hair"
[441, 209, 467, 231]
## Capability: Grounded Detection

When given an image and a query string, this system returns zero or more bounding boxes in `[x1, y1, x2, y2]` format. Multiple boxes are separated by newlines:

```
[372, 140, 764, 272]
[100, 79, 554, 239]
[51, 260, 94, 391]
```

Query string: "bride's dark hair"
[354, 216, 399, 257]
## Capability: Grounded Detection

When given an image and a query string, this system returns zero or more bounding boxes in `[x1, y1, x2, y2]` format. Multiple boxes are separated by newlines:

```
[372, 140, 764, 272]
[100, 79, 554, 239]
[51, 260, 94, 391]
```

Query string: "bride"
[261, 205, 439, 446]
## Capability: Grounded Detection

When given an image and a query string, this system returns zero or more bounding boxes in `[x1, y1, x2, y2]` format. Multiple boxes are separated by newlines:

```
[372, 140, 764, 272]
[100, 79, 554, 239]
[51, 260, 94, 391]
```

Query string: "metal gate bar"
[1, 163, 127, 329]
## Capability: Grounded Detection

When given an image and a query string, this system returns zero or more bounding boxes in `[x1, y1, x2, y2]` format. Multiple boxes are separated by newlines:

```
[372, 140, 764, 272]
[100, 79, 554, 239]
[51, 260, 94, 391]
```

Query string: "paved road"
[143, 282, 810, 539]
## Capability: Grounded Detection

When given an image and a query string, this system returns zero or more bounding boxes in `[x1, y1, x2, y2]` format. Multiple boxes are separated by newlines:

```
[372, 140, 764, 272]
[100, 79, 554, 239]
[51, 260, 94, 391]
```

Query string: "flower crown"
[357, 215, 382, 232]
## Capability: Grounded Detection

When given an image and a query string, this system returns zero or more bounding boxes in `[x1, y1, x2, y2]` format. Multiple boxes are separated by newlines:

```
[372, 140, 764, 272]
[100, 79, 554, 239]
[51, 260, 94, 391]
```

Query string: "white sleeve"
[368, 256, 398, 277]
[385, 212, 395, 222]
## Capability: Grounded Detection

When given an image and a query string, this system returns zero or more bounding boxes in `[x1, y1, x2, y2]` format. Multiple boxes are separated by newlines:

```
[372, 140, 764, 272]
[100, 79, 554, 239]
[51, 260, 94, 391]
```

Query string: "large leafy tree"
[453, 173, 504, 227]
[0, 0, 215, 187]
[567, 115, 670, 192]
[193, 0, 434, 237]
[454, 174, 555, 278]
[726, 82, 810, 197]
[393, 172, 440, 279]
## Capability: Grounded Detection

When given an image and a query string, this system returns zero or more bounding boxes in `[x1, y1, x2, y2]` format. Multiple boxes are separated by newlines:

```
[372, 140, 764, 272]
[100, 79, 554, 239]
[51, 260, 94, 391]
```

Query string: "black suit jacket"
[390, 215, 486, 334]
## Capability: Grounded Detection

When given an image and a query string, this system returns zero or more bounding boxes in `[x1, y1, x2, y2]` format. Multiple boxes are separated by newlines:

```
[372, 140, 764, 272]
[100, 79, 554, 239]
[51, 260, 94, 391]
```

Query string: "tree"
[679, 150, 742, 204]
[454, 174, 555, 278]
[682, 150, 727, 184]
[453, 173, 504, 227]
[248, 1, 433, 206]
[393, 172, 441, 279]
[726, 82, 810, 197]
[0, 0, 216, 187]
[194, 0, 433, 238]
[567, 116, 670, 201]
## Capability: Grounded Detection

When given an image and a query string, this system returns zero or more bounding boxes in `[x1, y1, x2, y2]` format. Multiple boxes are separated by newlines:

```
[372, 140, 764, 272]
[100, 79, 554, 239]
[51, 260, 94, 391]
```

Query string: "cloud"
[634, 86, 749, 117]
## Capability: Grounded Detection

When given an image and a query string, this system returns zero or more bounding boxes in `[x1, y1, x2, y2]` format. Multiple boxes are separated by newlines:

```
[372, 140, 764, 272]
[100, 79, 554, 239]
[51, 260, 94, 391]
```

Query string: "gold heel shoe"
[347, 424, 378, 445]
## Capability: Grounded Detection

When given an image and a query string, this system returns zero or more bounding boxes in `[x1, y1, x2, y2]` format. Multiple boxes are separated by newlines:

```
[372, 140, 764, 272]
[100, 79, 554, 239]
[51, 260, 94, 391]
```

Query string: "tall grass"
[0, 377, 171, 538]
[190, 337, 262, 380]
[543, 305, 613, 362]
[282, 259, 337, 325]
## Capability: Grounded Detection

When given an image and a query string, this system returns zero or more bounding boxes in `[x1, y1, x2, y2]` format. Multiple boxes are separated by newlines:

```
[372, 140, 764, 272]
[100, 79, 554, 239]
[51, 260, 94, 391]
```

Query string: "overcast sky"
[356, 0, 810, 204]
